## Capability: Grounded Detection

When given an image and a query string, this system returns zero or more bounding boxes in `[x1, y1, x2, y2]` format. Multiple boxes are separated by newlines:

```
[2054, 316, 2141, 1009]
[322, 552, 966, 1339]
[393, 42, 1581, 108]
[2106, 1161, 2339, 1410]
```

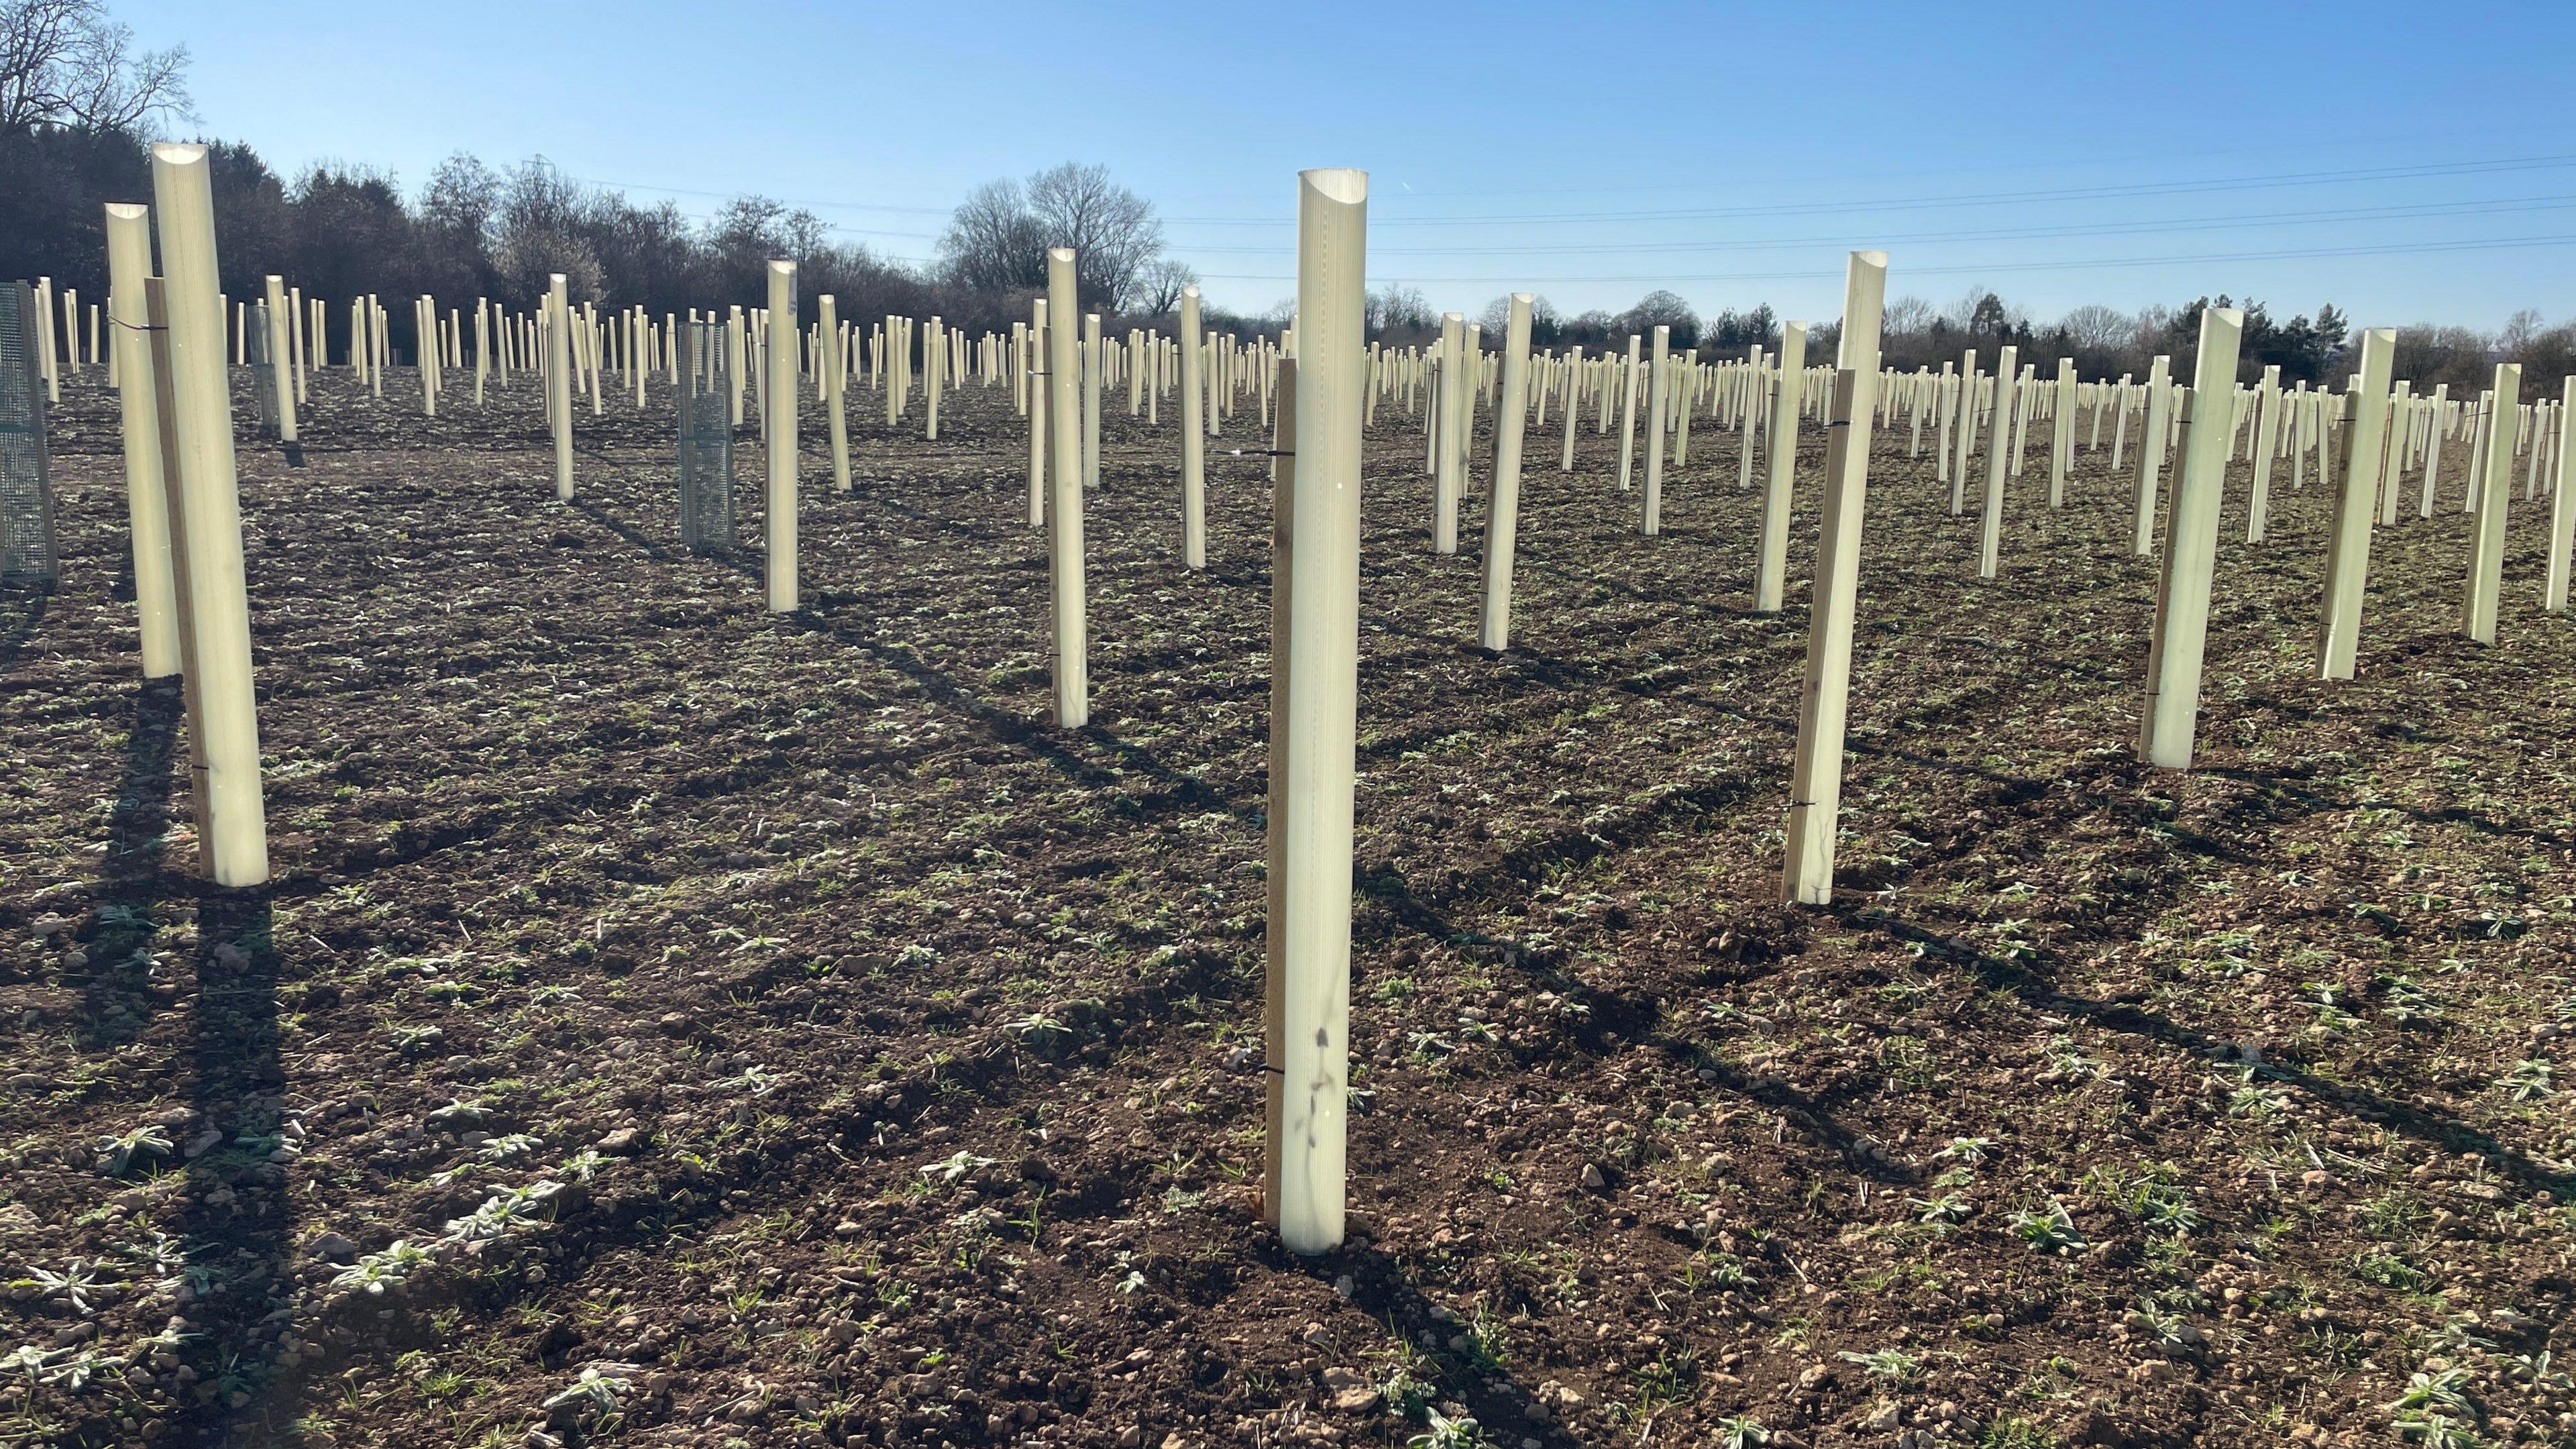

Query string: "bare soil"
[2, 365, 2572, 1449]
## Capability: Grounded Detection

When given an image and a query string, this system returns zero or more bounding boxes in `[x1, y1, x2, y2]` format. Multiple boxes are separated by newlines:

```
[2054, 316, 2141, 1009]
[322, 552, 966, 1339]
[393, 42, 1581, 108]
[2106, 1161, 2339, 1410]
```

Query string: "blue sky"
[124, 0, 2576, 331]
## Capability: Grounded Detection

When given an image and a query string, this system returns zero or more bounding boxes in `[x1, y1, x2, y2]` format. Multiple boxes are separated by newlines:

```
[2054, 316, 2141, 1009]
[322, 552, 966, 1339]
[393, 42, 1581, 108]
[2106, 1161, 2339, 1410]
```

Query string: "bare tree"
[1134, 258, 1196, 316]
[2390, 323, 2496, 393]
[1024, 162, 1163, 311]
[1473, 292, 1561, 342]
[490, 158, 604, 303]
[1618, 288, 1700, 348]
[1366, 283, 1434, 337]
[421, 152, 499, 241]
[1880, 294, 1935, 338]
[2055, 304, 2130, 354]
[780, 207, 833, 268]
[2129, 303, 2176, 354]
[936, 178, 1048, 294]
[2498, 308, 2546, 360]
[708, 195, 788, 258]
[0, 0, 189, 132]
[935, 162, 1166, 311]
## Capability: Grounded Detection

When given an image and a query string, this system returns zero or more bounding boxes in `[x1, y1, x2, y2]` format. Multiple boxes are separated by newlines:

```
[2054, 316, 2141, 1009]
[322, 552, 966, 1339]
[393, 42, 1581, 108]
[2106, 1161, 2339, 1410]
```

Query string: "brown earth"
[1, 363, 2571, 1449]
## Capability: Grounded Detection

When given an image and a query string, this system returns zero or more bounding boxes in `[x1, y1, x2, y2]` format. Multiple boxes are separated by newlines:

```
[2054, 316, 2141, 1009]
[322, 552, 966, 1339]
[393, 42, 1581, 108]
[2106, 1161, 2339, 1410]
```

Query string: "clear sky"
[120, 0, 2576, 332]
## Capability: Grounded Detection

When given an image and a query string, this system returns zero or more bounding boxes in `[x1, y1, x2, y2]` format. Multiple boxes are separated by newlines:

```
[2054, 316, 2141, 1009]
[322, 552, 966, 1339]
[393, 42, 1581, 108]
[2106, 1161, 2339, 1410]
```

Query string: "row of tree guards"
[36, 248, 2573, 612]
[43, 252, 2575, 636]
[50, 150, 2576, 1258]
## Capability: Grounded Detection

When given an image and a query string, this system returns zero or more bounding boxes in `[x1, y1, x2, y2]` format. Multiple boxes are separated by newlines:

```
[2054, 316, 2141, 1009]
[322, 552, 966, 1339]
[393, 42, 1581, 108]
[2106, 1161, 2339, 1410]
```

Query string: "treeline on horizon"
[7, 121, 2575, 400]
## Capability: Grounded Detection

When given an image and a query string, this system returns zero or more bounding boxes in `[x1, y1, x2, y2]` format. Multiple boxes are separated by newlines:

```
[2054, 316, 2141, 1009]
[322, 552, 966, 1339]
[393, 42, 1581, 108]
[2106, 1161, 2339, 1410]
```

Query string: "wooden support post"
[1782, 252, 1886, 906]
[148, 143, 270, 887]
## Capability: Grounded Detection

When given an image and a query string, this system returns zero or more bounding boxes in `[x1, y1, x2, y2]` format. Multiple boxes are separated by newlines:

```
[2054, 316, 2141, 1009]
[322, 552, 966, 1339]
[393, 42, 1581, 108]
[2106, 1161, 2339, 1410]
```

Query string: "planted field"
[3, 371, 2572, 1449]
